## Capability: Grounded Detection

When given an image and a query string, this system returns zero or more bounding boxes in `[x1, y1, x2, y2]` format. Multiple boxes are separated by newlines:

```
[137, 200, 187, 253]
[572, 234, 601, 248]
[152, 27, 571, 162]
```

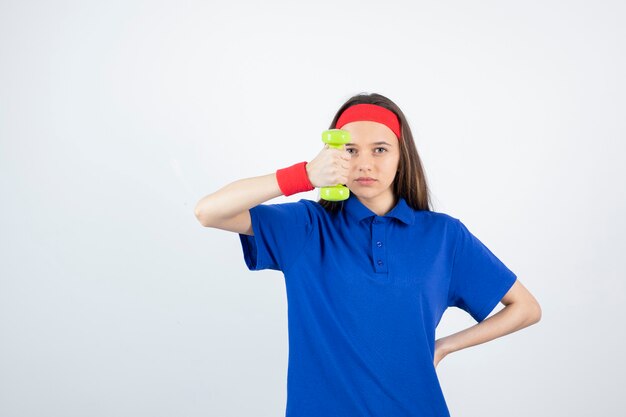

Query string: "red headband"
[335, 103, 401, 140]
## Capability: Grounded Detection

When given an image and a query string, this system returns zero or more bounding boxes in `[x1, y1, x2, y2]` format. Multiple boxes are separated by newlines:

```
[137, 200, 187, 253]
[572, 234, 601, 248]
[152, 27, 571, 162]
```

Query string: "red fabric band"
[275, 161, 315, 196]
[335, 103, 401, 140]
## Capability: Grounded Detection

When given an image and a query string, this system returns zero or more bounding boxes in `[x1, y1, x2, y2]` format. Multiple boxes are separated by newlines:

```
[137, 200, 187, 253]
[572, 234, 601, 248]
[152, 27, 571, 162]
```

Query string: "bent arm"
[194, 173, 284, 232]
[437, 279, 541, 358]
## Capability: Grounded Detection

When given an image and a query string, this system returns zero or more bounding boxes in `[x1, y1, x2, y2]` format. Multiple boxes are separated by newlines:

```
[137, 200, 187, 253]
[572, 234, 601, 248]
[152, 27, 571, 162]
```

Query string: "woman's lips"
[356, 178, 376, 185]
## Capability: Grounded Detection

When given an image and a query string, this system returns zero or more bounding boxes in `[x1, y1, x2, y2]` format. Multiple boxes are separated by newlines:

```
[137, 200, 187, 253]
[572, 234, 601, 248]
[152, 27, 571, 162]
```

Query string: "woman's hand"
[305, 144, 351, 188]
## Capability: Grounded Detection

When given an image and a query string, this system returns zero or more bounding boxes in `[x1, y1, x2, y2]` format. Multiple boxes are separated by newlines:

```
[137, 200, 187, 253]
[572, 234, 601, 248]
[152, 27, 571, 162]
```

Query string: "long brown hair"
[317, 92, 433, 214]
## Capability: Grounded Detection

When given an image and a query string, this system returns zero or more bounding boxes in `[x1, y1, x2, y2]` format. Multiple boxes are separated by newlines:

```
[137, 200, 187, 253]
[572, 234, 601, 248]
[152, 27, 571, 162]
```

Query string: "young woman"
[195, 92, 541, 417]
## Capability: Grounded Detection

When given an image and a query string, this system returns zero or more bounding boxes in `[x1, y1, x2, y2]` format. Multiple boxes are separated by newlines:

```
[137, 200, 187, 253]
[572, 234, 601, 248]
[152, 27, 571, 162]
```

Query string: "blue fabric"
[238, 193, 517, 417]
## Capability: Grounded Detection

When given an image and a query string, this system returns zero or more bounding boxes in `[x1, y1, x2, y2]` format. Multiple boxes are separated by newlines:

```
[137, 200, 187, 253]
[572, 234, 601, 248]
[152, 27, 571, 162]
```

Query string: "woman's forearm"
[438, 301, 540, 356]
[194, 173, 283, 225]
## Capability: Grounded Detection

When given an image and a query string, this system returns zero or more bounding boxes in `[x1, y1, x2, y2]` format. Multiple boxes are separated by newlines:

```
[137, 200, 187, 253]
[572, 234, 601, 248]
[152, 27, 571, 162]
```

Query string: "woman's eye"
[346, 148, 387, 155]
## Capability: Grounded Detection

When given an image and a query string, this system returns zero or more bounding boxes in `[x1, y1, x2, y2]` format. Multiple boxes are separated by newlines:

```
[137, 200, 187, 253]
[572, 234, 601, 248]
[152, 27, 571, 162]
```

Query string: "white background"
[1, 0, 624, 416]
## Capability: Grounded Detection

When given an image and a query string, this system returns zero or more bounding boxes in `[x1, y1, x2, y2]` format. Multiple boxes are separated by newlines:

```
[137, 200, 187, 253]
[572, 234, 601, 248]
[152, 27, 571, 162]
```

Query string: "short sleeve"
[238, 200, 313, 272]
[447, 219, 517, 322]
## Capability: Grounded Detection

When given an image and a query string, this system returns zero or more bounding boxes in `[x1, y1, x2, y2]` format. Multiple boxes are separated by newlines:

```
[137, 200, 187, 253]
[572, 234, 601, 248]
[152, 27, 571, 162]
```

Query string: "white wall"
[1, 0, 624, 416]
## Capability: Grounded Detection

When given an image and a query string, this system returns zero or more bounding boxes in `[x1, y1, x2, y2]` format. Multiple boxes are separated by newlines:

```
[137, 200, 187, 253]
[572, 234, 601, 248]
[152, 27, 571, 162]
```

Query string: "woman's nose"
[353, 153, 374, 171]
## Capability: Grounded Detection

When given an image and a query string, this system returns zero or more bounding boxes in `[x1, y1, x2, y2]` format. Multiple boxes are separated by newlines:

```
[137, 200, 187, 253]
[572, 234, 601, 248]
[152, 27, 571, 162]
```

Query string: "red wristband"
[275, 161, 315, 196]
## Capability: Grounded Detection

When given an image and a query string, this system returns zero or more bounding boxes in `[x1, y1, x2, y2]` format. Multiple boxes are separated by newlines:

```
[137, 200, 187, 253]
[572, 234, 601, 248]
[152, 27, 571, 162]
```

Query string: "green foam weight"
[320, 129, 351, 201]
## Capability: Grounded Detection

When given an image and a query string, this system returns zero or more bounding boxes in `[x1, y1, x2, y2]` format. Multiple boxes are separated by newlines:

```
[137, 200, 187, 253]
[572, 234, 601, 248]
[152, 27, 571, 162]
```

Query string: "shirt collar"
[342, 193, 415, 225]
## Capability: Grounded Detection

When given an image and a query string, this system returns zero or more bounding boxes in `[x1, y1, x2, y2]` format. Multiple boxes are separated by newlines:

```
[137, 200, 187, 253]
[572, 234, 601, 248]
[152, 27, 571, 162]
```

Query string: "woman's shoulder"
[415, 208, 460, 224]
[412, 209, 463, 237]
[294, 198, 333, 219]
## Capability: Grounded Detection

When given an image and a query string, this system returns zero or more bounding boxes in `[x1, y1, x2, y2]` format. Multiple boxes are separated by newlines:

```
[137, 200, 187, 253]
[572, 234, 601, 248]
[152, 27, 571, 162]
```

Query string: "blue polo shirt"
[238, 192, 517, 417]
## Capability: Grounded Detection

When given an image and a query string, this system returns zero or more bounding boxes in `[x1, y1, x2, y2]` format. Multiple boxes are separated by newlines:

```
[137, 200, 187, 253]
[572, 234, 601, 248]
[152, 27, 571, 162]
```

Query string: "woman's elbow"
[194, 200, 213, 227]
[511, 300, 541, 329]
[194, 208, 208, 227]
[528, 301, 542, 324]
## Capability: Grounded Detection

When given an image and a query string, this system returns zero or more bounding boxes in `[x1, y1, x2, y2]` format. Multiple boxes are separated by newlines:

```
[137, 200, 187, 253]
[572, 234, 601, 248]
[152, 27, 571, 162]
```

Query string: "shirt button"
[377, 260, 384, 266]
[376, 241, 383, 247]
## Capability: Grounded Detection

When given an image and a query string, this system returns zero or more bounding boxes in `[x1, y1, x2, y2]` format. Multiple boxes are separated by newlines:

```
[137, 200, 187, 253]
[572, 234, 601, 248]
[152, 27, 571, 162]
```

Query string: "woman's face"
[340, 120, 401, 203]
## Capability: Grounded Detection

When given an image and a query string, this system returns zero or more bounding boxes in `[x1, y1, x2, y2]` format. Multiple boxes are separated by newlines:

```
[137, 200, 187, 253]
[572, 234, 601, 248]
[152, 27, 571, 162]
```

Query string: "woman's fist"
[306, 144, 351, 188]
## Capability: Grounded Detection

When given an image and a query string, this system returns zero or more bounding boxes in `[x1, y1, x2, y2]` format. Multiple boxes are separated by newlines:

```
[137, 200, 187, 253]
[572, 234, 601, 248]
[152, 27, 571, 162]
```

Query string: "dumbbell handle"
[320, 129, 351, 201]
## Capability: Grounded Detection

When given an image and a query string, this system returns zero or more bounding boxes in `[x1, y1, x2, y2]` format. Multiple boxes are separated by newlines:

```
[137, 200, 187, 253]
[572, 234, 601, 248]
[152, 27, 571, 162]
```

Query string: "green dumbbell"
[320, 129, 351, 201]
